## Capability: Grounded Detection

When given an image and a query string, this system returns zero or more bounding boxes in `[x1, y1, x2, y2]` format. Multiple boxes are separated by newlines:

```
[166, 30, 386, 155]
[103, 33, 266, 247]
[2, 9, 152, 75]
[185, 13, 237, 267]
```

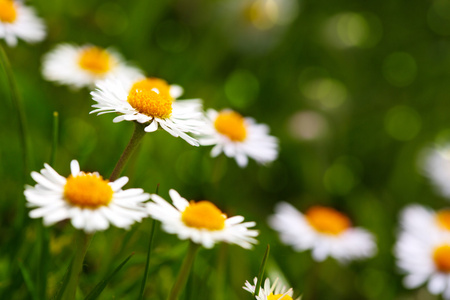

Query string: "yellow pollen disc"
[127, 78, 173, 119]
[78, 46, 112, 75]
[437, 210, 450, 231]
[181, 201, 226, 230]
[214, 111, 247, 142]
[268, 294, 293, 300]
[305, 206, 351, 235]
[433, 245, 450, 273]
[131, 77, 173, 100]
[64, 174, 113, 208]
[0, 0, 17, 23]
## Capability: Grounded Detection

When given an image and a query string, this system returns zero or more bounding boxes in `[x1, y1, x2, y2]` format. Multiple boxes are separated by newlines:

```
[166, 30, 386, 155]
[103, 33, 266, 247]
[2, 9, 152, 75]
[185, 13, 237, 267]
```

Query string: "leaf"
[18, 260, 39, 300]
[84, 252, 134, 300]
[254, 244, 270, 297]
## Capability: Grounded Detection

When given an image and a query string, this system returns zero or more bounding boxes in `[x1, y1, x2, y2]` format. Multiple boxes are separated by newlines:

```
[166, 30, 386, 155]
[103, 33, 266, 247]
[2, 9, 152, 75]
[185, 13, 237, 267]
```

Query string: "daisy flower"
[243, 277, 301, 300]
[0, 0, 46, 47]
[90, 75, 205, 146]
[398, 204, 450, 238]
[146, 189, 258, 249]
[24, 160, 150, 233]
[268, 202, 376, 262]
[42, 44, 142, 89]
[395, 228, 450, 299]
[198, 108, 278, 167]
[422, 144, 450, 199]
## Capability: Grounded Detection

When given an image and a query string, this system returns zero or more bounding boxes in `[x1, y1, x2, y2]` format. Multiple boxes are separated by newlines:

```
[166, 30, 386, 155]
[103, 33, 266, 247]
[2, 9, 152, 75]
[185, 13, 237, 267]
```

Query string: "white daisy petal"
[90, 76, 204, 145]
[197, 109, 278, 168]
[24, 161, 150, 233]
[269, 202, 377, 263]
[146, 189, 258, 249]
[395, 204, 450, 299]
[243, 277, 301, 300]
[0, 1, 46, 47]
[42, 44, 142, 89]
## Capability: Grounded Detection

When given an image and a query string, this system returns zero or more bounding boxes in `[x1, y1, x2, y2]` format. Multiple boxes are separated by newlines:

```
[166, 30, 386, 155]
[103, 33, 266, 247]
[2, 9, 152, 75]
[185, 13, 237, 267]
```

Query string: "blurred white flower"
[395, 204, 450, 299]
[24, 160, 149, 233]
[423, 145, 450, 199]
[243, 277, 301, 300]
[198, 109, 278, 167]
[91, 75, 204, 146]
[0, 0, 45, 47]
[42, 44, 142, 88]
[269, 202, 376, 262]
[146, 189, 258, 249]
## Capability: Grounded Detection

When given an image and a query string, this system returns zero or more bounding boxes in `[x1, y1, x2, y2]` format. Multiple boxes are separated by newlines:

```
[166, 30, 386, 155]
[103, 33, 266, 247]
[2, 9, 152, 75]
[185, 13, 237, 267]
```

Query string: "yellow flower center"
[437, 210, 450, 231]
[214, 111, 247, 142]
[0, 0, 17, 23]
[64, 174, 113, 208]
[433, 245, 450, 273]
[305, 206, 351, 235]
[268, 294, 293, 300]
[78, 46, 112, 75]
[127, 78, 173, 119]
[181, 201, 226, 230]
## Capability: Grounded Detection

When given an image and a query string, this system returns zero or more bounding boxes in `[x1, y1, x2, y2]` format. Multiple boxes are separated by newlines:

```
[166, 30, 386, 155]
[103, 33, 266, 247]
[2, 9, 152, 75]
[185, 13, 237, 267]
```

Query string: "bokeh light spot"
[225, 69, 259, 109]
[301, 78, 348, 109]
[324, 12, 382, 48]
[287, 110, 329, 141]
[427, 0, 450, 36]
[384, 106, 421, 141]
[382, 52, 417, 87]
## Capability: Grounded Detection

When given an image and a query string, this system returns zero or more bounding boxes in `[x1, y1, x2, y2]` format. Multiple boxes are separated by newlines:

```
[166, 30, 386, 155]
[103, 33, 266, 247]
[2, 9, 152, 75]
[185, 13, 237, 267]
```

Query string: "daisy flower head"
[90, 74, 205, 146]
[243, 277, 301, 300]
[395, 227, 450, 299]
[42, 44, 142, 89]
[398, 204, 450, 239]
[0, 0, 46, 47]
[24, 160, 150, 233]
[269, 202, 376, 262]
[146, 189, 258, 249]
[198, 108, 279, 167]
[423, 144, 450, 199]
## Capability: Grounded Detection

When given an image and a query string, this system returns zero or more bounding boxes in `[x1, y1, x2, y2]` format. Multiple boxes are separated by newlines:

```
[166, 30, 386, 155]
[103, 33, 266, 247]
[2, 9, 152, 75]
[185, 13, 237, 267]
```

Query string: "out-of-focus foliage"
[1, 0, 450, 299]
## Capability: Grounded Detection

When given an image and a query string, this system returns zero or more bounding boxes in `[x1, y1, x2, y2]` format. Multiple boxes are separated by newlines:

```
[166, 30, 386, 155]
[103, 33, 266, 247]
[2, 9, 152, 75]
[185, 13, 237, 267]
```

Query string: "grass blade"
[18, 260, 39, 300]
[0, 43, 31, 177]
[49, 111, 59, 165]
[138, 220, 156, 300]
[84, 252, 134, 300]
[254, 244, 270, 297]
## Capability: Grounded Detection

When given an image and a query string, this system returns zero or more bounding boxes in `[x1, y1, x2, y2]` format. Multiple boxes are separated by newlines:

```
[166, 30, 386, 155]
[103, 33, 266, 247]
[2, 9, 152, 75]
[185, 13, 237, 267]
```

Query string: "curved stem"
[109, 122, 146, 181]
[167, 242, 199, 300]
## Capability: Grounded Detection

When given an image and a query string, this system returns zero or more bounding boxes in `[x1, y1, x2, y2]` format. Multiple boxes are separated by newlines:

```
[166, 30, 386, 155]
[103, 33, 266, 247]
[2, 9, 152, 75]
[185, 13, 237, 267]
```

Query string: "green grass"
[1, 0, 449, 299]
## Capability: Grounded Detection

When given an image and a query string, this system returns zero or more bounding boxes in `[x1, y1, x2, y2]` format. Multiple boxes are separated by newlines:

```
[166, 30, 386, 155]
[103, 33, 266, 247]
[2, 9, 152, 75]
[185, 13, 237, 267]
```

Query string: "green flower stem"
[167, 242, 200, 300]
[0, 44, 31, 177]
[62, 232, 93, 300]
[109, 122, 146, 181]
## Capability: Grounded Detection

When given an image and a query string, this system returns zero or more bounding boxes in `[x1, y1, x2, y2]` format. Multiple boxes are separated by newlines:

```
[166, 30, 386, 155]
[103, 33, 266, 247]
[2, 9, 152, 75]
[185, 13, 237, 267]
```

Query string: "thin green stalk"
[50, 111, 59, 165]
[167, 242, 200, 300]
[109, 122, 146, 181]
[59, 233, 93, 300]
[0, 44, 31, 177]
[138, 220, 157, 300]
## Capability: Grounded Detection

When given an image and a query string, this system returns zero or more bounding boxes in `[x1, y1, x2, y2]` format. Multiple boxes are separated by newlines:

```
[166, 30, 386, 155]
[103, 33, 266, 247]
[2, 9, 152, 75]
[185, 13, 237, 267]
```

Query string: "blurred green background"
[2, 0, 450, 299]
